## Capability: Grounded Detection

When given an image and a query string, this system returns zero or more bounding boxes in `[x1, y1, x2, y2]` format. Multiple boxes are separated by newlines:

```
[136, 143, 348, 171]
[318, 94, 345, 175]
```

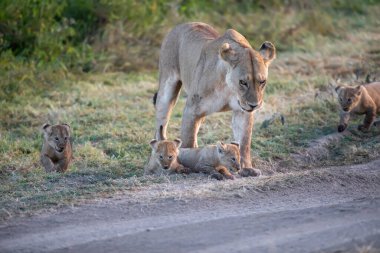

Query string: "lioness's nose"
[248, 103, 258, 109]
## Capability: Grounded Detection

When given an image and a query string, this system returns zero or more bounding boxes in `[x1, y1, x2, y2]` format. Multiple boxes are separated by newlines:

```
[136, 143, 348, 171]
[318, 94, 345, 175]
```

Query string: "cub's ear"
[230, 141, 240, 148]
[259, 41, 276, 65]
[149, 139, 158, 149]
[217, 142, 227, 154]
[220, 42, 238, 64]
[174, 138, 182, 148]
[61, 123, 71, 134]
[41, 123, 52, 135]
[335, 85, 342, 93]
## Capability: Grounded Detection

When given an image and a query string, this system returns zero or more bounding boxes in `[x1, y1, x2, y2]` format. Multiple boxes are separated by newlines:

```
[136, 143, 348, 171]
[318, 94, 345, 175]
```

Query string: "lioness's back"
[159, 22, 219, 85]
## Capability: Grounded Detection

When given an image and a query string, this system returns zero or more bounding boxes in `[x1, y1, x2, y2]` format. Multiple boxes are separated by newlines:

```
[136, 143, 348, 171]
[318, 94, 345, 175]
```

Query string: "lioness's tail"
[153, 92, 158, 107]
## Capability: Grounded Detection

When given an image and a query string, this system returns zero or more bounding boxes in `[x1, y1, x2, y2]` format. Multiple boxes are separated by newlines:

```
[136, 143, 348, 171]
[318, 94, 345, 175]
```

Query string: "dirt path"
[1, 159, 380, 253]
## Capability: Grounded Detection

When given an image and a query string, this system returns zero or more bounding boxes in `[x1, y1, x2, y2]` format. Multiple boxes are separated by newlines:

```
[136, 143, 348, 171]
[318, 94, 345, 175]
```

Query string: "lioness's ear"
[230, 141, 240, 148]
[217, 142, 226, 154]
[220, 42, 238, 63]
[149, 139, 158, 149]
[174, 138, 182, 148]
[259, 41, 276, 65]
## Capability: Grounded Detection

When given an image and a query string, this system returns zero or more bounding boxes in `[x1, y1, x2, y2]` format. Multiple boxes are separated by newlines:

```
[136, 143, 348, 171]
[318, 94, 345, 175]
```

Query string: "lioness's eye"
[231, 157, 236, 162]
[159, 155, 163, 160]
[64, 137, 68, 140]
[239, 80, 248, 88]
[259, 80, 266, 86]
[55, 137, 59, 141]
[347, 98, 352, 102]
[168, 155, 173, 160]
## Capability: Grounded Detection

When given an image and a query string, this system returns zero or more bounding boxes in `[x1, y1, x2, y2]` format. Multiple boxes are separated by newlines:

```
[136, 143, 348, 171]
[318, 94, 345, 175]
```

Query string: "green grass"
[1, 2, 380, 221]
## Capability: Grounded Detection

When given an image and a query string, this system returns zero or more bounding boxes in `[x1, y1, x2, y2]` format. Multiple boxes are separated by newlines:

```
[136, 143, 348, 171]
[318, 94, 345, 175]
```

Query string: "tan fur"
[40, 123, 72, 173]
[336, 82, 380, 132]
[144, 138, 190, 175]
[178, 142, 241, 180]
[153, 22, 275, 177]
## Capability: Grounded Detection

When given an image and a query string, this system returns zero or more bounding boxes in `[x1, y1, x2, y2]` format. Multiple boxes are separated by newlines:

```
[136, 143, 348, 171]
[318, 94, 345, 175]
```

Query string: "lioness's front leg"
[180, 101, 205, 148]
[338, 111, 351, 132]
[232, 110, 261, 177]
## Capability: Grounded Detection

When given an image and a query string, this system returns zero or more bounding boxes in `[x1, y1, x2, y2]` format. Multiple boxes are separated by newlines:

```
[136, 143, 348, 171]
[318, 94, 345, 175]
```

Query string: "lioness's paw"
[337, 124, 347, 133]
[358, 124, 370, 132]
[239, 168, 261, 177]
[211, 173, 224, 181]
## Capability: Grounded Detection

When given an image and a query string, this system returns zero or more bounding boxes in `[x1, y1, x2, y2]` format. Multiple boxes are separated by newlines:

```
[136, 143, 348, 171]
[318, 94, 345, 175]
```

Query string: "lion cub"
[144, 138, 190, 175]
[40, 123, 73, 173]
[336, 82, 380, 132]
[178, 142, 241, 180]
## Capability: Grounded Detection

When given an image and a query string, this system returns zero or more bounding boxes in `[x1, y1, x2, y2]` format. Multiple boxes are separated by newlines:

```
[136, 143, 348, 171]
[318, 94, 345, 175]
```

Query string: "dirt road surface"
[1, 159, 380, 253]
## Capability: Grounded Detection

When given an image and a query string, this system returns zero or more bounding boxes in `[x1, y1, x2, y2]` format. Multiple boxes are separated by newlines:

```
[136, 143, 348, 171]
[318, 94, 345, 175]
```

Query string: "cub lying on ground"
[144, 138, 190, 175]
[40, 123, 73, 173]
[178, 142, 241, 180]
[336, 82, 380, 132]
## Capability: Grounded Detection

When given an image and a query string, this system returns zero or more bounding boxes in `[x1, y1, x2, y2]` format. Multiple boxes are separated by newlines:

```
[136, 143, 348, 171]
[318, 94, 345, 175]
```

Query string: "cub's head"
[42, 123, 71, 153]
[150, 138, 182, 170]
[335, 85, 363, 112]
[216, 142, 241, 171]
[220, 30, 276, 112]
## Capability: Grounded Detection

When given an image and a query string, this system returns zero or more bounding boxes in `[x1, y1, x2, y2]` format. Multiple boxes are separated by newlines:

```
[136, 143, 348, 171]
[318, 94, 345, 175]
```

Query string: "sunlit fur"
[40, 123, 72, 172]
[336, 82, 380, 132]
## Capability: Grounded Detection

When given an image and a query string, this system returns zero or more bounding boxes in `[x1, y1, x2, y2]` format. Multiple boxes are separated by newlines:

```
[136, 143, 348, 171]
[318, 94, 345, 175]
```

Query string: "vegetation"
[0, 0, 379, 220]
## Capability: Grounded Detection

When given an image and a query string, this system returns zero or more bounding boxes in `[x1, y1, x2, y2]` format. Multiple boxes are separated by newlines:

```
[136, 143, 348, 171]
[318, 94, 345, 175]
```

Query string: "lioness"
[153, 22, 275, 177]
[40, 123, 72, 173]
[144, 138, 190, 175]
[179, 142, 241, 180]
[336, 82, 380, 132]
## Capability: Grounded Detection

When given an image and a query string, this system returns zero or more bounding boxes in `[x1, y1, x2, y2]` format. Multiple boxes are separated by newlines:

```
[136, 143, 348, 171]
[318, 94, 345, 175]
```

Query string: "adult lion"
[153, 22, 276, 176]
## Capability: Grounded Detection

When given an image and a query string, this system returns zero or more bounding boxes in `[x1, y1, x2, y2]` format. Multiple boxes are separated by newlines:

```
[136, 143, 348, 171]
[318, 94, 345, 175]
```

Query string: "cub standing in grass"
[336, 82, 380, 132]
[178, 142, 241, 180]
[40, 123, 73, 173]
[144, 138, 190, 176]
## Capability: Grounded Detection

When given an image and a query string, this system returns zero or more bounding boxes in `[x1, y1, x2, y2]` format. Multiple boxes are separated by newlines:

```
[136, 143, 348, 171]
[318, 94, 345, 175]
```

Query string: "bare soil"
[0, 156, 379, 253]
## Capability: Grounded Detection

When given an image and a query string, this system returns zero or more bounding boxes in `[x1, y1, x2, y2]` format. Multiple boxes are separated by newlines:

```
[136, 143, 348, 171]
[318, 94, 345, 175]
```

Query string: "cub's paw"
[211, 173, 224, 181]
[181, 167, 191, 174]
[239, 168, 261, 177]
[337, 124, 347, 133]
[358, 124, 370, 133]
[226, 174, 235, 180]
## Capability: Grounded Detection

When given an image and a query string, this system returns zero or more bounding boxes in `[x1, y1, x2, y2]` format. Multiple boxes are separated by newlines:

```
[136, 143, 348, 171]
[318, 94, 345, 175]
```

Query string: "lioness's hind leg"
[155, 75, 182, 140]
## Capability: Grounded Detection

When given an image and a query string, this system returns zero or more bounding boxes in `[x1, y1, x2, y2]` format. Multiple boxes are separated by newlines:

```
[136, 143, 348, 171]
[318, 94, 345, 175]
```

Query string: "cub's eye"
[159, 155, 164, 160]
[64, 137, 68, 140]
[259, 80, 267, 86]
[347, 98, 352, 103]
[239, 80, 248, 88]
[340, 97, 343, 102]
[55, 137, 59, 141]
[231, 157, 236, 162]
[168, 155, 173, 160]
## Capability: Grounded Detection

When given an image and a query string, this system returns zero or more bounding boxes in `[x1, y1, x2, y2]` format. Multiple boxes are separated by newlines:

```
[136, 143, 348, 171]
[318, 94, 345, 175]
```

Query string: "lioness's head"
[335, 85, 362, 112]
[220, 33, 276, 112]
[42, 123, 71, 153]
[150, 138, 182, 170]
[216, 142, 241, 171]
